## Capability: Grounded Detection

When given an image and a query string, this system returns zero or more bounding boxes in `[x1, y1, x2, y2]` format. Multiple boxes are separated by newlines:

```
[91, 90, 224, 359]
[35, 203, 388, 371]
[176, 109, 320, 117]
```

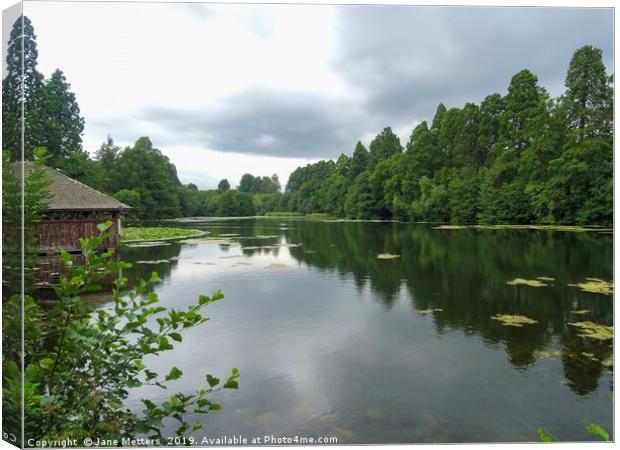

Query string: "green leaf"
[40, 358, 55, 370]
[209, 402, 222, 411]
[158, 336, 174, 351]
[97, 222, 112, 232]
[169, 332, 182, 342]
[165, 367, 183, 381]
[206, 374, 219, 387]
[585, 423, 609, 441]
[536, 428, 554, 442]
[223, 379, 239, 389]
[96, 422, 114, 433]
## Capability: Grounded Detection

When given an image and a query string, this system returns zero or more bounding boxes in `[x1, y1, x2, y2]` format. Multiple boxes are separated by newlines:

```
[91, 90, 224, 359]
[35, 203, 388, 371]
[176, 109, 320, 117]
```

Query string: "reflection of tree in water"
[281, 220, 613, 393]
[120, 242, 182, 289]
[560, 324, 613, 396]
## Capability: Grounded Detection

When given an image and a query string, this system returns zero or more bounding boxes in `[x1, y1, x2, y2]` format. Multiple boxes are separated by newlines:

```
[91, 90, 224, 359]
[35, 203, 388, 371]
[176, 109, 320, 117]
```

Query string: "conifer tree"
[2, 16, 46, 160]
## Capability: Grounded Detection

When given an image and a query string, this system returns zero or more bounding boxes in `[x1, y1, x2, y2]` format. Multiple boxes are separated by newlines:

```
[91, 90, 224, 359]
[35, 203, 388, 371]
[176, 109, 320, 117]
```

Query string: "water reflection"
[118, 218, 612, 442]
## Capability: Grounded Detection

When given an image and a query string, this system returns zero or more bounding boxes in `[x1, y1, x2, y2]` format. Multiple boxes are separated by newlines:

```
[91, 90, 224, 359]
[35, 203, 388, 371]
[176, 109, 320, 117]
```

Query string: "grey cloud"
[137, 89, 371, 158]
[332, 6, 613, 121]
[104, 6, 613, 160]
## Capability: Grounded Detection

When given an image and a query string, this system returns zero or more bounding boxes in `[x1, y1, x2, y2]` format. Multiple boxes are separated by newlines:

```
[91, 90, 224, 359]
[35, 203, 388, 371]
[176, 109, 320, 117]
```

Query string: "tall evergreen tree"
[349, 141, 369, 179]
[41, 69, 84, 163]
[430, 103, 447, 133]
[2, 16, 46, 161]
[563, 45, 612, 143]
[368, 127, 402, 169]
[499, 69, 547, 153]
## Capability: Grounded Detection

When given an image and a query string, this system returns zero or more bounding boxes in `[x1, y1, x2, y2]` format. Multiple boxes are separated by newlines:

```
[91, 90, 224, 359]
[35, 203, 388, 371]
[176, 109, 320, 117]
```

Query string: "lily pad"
[570, 310, 591, 315]
[568, 278, 613, 296]
[568, 321, 613, 340]
[433, 225, 469, 230]
[581, 352, 599, 362]
[536, 276, 556, 282]
[416, 308, 443, 315]
[377, 253, 400, 260]
[491, 314, 538, 327]
[180, 238, 234, 246]
[124, 241, 171, 248]
[506, 278, 548, 287]
[134, 259, 170, 264]
[266, 263, 287, 269]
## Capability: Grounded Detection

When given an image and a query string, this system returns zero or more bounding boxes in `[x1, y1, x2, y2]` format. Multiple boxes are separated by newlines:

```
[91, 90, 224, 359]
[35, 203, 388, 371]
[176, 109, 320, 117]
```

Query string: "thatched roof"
[11, 162, 131, 212]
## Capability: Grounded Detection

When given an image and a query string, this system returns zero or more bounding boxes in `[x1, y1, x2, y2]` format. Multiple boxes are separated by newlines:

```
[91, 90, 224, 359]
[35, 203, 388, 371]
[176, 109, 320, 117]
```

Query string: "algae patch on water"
[377, 253, 400, 260]
[506, 278, 549, 287]
[568, 321, 613, 340]
[134, 259, 172, 264]
[491, 314, 538, 327]
[122, 227, 207, 243]
[568, 278, 613, 296]
[536, 276, 556, 282]
[265, 263, 287, 269]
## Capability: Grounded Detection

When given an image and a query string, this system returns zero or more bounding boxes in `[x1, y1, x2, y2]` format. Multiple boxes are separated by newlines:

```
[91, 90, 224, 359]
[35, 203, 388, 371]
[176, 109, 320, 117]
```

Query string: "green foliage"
[41, 69, 85, 164]
[536, 424, 610, 442]
[109, 137, 182, 219]
[283, 46, 612, 225]
[238, 173, 280, 194]
[2, 148, 52, 294]
[114, 189, 143, 218]
[368, 127, 403, 170]
[217, 178, 231, 191]
[585, 423, 610, 441]
[2, 224, 238, 442]
[536, 428, 555, 442]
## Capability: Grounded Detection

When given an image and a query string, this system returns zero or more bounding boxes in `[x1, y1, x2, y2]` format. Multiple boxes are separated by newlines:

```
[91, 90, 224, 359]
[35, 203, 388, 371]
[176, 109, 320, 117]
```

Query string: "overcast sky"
[16, 2, 614, 189]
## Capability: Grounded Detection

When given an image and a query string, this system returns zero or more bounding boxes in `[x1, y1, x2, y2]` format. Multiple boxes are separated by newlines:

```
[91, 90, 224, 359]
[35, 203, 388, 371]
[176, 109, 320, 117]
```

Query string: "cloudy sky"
[18, 2, 614, 188]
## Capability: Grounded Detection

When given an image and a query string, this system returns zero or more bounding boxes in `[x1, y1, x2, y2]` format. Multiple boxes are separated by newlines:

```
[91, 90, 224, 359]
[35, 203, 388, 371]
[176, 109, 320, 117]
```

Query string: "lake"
[117, 218, 613, 443]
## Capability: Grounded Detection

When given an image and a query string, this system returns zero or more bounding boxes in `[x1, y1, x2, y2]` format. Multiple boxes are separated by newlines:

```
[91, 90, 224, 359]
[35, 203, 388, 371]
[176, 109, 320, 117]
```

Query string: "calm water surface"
[117, 218, 613, 443]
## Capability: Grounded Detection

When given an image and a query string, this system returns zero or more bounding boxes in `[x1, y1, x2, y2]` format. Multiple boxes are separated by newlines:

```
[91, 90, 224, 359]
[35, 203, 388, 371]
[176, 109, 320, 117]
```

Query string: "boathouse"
[13, 162, 131, 253]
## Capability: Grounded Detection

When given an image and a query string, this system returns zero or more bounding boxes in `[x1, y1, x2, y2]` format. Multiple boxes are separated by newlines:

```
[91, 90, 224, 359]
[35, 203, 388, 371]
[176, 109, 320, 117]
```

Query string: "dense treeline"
[284, 46, 613, 225]
[3, 17, 613, 224]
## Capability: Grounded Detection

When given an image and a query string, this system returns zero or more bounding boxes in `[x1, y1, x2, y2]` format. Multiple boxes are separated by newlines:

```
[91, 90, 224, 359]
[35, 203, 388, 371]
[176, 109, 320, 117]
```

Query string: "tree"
[368, 127, 402, 170]
[218, 179, 230, 191]
[476, 93, 505, 166]
[270, 174, 281, 192]
[238, 174, 255, 193]
[563, 45, 612, 143]
[41, 69, 84, 164]
[2, 16, 46, 161]
[499, 69, 547, 153]
[111, 137, 182, 219]
[430, 103, 447, 134]
[94, 136, 121, 192]
[349, 141, 369, 179]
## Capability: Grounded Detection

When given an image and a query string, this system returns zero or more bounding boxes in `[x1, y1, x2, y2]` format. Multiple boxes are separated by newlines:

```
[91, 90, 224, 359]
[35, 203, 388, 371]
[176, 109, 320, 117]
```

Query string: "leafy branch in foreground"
[2, 222, 238, 443]
[536, 423, 610, 442]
